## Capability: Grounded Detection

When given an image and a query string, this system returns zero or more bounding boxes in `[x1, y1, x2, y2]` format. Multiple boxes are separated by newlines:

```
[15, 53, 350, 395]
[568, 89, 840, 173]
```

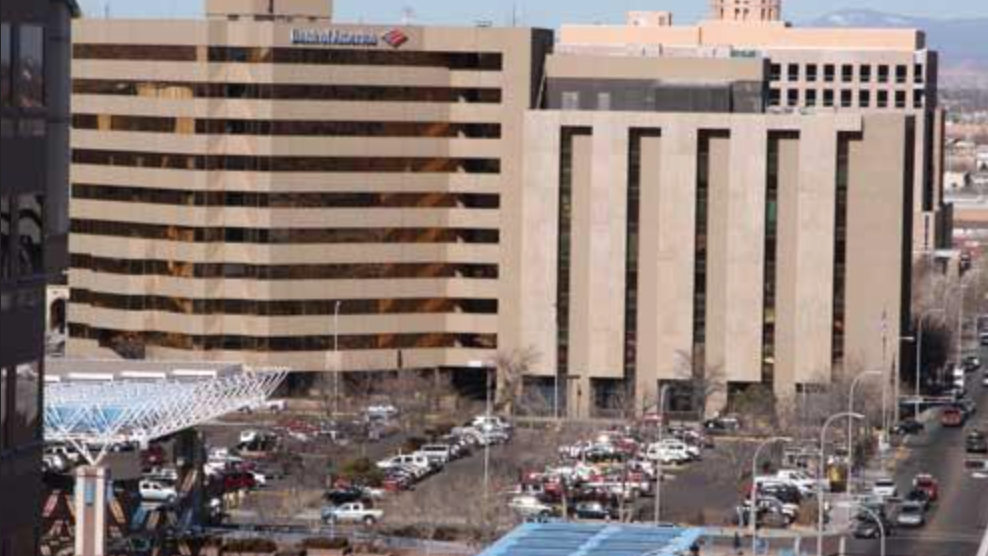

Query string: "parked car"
[377, 454, 433, 474]
[139, 480, 178, 503]
[418, 444, 454, 465]
[704, 416, 742, 435]
[321, 502, 383, 526]
[895, 501, 926, 528]
[574, 501, 620, 521]
[509, 495, 556, 519]
[772, 469, 822, 496]
[324, 487, 366, 506]
[966, 431, 988, 455]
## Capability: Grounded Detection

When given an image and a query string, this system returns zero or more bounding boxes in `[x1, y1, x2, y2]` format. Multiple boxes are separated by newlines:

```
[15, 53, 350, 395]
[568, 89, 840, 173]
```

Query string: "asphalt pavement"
[846, 364, 988, 556]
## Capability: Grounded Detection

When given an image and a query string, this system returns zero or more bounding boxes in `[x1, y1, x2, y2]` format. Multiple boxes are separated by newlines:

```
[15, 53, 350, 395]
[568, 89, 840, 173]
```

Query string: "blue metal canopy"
[477, 523, 705, 556]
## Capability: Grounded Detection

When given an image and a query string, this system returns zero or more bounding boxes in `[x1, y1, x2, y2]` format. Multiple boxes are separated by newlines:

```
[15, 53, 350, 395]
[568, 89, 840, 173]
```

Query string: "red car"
[913, 474, 939, 501]
[942, 407, 965, 428]
[221, 471, 257, 492]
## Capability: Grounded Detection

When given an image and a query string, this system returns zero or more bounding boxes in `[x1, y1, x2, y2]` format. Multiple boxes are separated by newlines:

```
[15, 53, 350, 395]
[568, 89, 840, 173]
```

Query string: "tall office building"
[67, 0, 552, 383]
[66, 0, 926, 419]
[560, 1, 948, 254]
[1, 0, 78, 553]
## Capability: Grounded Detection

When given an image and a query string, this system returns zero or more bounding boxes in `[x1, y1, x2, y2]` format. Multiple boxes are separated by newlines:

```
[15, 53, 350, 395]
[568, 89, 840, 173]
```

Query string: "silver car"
[896, 501, 926, 528]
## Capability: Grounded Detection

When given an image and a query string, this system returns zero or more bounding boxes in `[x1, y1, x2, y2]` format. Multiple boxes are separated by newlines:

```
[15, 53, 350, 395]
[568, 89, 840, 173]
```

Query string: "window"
[895, 90, 907, 109]
[877, 90, 888, 108]
[18, 118, 45, 137]
[914, 64, 924, 84]
[770, 63, 781, 81]
[562, 91, 579, 110]
[597, 92, 611, 111]
[805, 89, 817, 107]
[841, 64, 854, 83]
[16, 194, 44, 276]
[877, 65, 889, 83]
[12, 362, 41, 446]
[769, 88, 781, 107]
[859, 90, 871, 108]
[895, 64, 908, 84]
[787, 64, 799, 82]
[914, 90, 925, 109]
[824, 64, 835, 83]
[786, 89, 798, 107]
[823, 89, 834, 107]
[0, 197, 11, 279]
[0, 367, 8, 450]
[1, 24, 10, 106]
[16, 24, 44, 109]
[860, 65, 872, 83]
[841, 90, 853, 108]
[806, 64, 818, 82]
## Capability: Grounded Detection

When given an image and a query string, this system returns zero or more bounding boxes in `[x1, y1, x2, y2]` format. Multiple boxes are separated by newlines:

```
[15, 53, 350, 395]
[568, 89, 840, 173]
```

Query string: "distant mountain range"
[806, 9, 988, 87]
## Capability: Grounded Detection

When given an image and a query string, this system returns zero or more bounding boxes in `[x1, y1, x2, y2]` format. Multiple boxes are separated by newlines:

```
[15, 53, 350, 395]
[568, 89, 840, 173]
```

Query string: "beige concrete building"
[560, 0, 948, 254]
[67, 0, 922, 418]
[67, 0, 552, 389]
[517, 110, 915, 417]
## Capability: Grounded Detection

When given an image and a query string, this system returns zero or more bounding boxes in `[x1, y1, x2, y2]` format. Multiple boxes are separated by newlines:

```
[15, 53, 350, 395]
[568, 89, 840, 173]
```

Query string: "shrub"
[223, 538, 278, 553]
[301, 538, 349, 550]
[337, 457, 385, 487]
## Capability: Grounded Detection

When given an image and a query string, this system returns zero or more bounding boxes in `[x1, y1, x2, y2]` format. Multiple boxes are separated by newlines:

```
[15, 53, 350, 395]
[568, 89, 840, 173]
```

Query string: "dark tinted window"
[12, 362, 41, 446]
[16, 194, 44, 276]
[0, 197, 11, 279]
[17, 25, 44, 109]
[0, 24, 10, 106]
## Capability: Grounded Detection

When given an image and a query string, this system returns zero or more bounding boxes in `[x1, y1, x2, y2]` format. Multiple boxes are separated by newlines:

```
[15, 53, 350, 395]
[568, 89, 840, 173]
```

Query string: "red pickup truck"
[942, 407, 965, 428]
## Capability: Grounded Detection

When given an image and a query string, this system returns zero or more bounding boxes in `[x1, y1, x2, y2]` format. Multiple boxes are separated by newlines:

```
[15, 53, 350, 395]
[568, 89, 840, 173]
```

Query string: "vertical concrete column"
[637, 123, 696, 411]
[74, 466, 109, 556]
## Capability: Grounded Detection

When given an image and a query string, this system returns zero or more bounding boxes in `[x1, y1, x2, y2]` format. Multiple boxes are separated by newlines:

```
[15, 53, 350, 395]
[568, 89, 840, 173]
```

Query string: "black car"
[758, 483, 802, 505]
[853, 515, 894, 539]
[574, 501, 620, 521]
[967, 431, 988, 455]
[892, 419, 925, 436]
[324, 487, 365, 506]
[905, 488, 932, 511]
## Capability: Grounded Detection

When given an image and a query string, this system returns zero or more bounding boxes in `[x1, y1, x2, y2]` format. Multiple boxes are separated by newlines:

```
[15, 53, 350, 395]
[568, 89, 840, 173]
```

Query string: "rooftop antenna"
[103, 1, 111, 18]
[510, 3, 520, 27]
[401, 6, 415, 25]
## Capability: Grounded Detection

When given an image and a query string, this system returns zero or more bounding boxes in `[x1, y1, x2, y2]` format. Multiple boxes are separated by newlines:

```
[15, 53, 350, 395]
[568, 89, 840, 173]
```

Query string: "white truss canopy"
[45, 369, 287, 465]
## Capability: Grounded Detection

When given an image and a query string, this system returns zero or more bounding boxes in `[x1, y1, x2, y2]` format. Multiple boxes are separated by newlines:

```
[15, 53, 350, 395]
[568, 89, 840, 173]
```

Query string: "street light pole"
[751, 437, 791, 555]
[856, 505, 886, 556]
[653, 384, 671, 526]
[848, 370, 880, 494]
[818, 412, 864, 556]
[333, 300, 341, 419]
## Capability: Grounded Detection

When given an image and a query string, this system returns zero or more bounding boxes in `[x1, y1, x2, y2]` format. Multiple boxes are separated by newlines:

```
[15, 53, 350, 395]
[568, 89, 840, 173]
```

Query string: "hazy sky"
[78, 0, 988, 26]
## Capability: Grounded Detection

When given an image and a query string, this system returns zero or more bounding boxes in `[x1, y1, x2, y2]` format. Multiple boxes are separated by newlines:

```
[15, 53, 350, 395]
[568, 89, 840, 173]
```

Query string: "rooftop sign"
[290, 28, 409, 48]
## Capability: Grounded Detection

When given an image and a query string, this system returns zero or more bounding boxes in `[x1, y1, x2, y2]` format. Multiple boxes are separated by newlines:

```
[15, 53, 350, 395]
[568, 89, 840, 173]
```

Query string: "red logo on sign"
[382, 29, 409, 48]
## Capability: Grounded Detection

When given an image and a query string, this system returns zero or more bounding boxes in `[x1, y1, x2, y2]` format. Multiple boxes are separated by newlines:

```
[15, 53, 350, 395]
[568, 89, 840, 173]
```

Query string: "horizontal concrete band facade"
[518, 111, 912, 417]
[67, 18, 554, 372]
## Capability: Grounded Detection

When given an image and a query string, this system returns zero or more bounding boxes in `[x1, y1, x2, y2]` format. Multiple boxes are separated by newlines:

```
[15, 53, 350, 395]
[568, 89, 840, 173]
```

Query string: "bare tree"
[492, 347, 541, 416]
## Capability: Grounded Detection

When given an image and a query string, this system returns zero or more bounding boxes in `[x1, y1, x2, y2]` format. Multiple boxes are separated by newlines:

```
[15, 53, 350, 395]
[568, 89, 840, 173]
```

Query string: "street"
[847, 363, 988, 556]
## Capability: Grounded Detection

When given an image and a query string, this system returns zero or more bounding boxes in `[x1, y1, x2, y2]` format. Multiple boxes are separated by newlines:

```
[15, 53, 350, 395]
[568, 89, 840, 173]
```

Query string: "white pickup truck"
[321, 502, 384, 525]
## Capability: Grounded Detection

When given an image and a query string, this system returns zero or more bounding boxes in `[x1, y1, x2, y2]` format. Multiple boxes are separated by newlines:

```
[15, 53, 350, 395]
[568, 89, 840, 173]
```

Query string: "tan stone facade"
[67, 9, 553, 379]
[561, 10, 948, 253]
[66, 1, 923, 418]
[519, 112, 914, 417]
